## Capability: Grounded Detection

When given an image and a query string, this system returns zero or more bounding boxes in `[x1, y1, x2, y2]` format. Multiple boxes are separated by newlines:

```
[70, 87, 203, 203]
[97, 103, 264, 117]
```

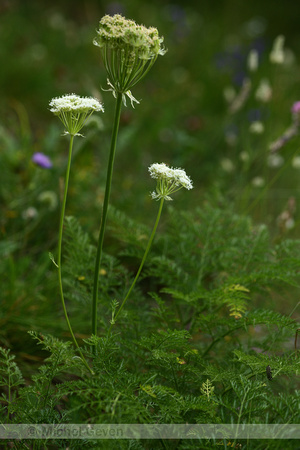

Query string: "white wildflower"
[285, 218, 295, 229]
[49, 94, 104, 136]
[149, 163, 174, 180]
[239, 151, 249, 162]
[292, 156, 300, 169]
[267, 154, 284, 168]
[270, 35, 285, 64]
[249, 121, 264, 134]
[94, 14, 166, 106]
[247, 49, 259, 72]
[93, 14, 166, 59]
[22, 207, 38, 220]
[220, 158, 235, 173]
[38, 191, 58, 211]
[255, 79, 272, 102]
[223, 86, 236, 103]
[173, 168, 193, 190]
[252, 176, 265, 187]
[49, 94, 104, 114]
[148, 163, 193, 201]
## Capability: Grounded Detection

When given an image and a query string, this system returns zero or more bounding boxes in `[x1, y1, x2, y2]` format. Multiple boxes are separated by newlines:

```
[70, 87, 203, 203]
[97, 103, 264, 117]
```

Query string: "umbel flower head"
[93, 14, 166, 106]
[49, 94, 104, 136]
[149, 163, 193, 201]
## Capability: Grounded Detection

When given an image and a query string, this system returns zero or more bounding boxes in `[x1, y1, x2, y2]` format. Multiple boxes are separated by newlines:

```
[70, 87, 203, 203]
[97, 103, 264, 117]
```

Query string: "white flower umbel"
[249, 121, 264, 134]
[93, 14, 166, 107]
[255, 79, 272, 103]
[149, 163, 193, 201]
[50, 94, 104, 136]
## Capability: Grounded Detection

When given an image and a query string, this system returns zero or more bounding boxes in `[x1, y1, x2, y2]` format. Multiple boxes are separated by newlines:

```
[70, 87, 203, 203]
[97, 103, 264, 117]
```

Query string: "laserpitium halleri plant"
[110, 162, 193, 327]
[48, 15, 168, 367]
[50, 94, 104, 373]
[92, 14, 166, 337]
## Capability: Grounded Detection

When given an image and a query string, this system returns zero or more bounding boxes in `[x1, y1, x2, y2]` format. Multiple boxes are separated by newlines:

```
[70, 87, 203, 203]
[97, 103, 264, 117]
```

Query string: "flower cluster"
[291, 101, 300, 115]
[149, 163, 193, 201]
[93, 14, 166, 105]
[94, 14, 165, 59]
[49, 94, 104, 136]
[269, 35, 285, 64]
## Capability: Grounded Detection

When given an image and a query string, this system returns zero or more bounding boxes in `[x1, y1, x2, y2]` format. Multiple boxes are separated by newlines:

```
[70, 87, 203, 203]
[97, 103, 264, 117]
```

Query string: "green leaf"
[48, 251, 58, 268]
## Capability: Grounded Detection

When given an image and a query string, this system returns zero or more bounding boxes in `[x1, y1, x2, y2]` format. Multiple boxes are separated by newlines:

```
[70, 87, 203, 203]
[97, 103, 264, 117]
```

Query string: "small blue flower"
[32, 152, 53, 169]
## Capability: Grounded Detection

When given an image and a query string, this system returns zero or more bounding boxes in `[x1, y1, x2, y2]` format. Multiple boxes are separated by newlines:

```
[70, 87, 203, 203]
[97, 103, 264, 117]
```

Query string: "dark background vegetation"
[1, 0, 300, 375]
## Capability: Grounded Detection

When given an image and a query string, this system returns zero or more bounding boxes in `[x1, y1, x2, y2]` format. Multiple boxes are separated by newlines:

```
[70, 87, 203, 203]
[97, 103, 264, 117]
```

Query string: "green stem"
[111, 198, 165, 328]
[57, 135, 93, 375]
[7, 372, 11, 423]
[92, 92, 123, 337]
[244, 146, 300, 215]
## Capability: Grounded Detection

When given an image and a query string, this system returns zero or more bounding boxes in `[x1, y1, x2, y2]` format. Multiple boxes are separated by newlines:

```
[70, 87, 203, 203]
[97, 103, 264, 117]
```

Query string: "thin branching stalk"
[57, 135, 93, 374]
[244, 147, 300, 215]
[92, 92, 123, 337]
[7, 370, 11, 423]
[110, 197, 164, 329]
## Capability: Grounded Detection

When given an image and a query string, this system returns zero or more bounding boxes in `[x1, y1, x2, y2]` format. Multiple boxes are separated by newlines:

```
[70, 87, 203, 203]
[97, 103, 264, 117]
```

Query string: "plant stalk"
[92, 92, 123, 337]
[57, 135, 93, 374]
[111, 197, 165, 327]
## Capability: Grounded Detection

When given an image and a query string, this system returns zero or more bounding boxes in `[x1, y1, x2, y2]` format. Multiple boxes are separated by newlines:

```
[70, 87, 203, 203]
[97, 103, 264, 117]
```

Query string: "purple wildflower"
[32, 152, 53, 169]
[291, 101, 300, 114]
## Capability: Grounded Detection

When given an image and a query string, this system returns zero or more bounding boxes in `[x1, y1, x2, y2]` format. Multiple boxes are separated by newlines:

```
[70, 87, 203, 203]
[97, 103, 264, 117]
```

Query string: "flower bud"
[94, 15, 166, 105]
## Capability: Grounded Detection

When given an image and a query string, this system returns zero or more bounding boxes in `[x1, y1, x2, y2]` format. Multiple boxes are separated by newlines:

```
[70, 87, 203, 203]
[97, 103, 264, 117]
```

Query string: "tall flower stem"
[57, 135, 93, 375]
[110, 197, 164, 329]
[92, 92, 123, 337]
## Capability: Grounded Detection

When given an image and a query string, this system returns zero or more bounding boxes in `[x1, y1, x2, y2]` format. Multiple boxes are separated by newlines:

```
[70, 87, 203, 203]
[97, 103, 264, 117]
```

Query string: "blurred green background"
[2, 0, 300, 216]
[1, 0, 300, 372]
